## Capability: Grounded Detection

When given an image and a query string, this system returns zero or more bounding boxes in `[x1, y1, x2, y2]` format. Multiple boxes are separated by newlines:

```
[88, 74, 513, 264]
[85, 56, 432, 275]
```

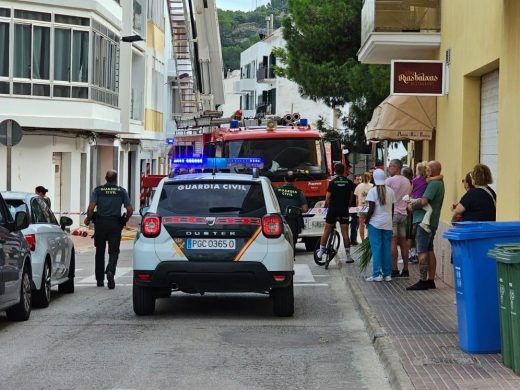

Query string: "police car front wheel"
[133, 285, 156, 315]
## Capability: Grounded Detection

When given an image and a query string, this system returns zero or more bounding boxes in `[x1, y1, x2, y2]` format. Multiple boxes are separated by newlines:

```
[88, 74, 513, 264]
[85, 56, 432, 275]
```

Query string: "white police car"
[133, 161, 295, 317]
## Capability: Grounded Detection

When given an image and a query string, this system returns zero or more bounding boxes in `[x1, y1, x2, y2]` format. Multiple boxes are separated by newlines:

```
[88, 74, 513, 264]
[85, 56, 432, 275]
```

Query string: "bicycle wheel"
[324, 230, 341, 269]
[313, 247, 326, 266]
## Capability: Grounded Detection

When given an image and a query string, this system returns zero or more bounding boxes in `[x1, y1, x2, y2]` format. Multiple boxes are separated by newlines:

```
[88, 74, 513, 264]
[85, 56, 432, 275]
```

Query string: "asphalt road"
[0, 241, 390, 390]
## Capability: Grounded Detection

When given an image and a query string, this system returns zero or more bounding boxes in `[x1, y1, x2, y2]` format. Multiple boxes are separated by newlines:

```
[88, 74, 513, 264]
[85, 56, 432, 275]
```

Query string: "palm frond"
[354, 237, 372, 272]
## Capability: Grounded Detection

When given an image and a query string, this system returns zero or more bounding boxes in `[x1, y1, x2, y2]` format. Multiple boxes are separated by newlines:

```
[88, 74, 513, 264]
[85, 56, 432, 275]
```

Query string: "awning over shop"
[366, 95, 436, 141]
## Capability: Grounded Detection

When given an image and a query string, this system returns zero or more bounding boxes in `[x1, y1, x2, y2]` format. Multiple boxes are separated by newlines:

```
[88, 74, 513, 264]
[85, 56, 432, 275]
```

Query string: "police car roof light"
[299, 118, 308, 126]
[170, 157, 264, 175]
[230, 120, 240, 129]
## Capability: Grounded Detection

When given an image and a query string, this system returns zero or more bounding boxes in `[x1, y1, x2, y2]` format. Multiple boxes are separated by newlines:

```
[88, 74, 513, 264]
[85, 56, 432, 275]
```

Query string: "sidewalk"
[340, 252, 520, 390]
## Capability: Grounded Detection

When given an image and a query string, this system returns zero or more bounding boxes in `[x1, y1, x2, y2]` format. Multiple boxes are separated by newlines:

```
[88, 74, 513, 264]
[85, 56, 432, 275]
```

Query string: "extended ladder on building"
[167, 0, 199, 116]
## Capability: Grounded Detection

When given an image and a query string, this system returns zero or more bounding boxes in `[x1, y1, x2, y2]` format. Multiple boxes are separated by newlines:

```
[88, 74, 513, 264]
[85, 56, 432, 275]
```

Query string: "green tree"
[277, 0, 389, 153]
[218, 1, 288, 71]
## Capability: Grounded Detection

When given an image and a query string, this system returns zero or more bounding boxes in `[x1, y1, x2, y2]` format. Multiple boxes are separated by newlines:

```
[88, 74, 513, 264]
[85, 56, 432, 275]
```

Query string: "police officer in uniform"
[84, 170, 133, 289]
[274, 171, 308, 249]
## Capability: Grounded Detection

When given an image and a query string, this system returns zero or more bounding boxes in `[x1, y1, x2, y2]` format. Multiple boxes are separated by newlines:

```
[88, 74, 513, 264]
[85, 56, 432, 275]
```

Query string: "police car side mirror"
[140, 206, 150, 217]
[60, 216, 73, 231]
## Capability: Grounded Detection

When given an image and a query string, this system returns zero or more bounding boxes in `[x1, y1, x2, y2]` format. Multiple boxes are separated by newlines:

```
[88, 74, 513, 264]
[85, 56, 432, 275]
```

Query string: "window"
[72, 30, 88, 82]
[14, 24, 31, 78]
[91, 23, 119, 106]
[4, 199, 28, 221]
[133, 0, 145, 36]
[31, 198, 48, 223]
[55, 14, 89, 26]
[1, 15, 115, 105]
[0, 22, 8, 77]
[54, 28, 71, 81]
[33, 26, 50, 79]
[158, 182, 266, 218]
[14, 10, 51, 22]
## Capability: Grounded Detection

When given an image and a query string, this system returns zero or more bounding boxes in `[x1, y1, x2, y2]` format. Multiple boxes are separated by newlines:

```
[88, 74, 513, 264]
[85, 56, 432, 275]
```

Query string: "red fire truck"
[206, 120, 348, 206]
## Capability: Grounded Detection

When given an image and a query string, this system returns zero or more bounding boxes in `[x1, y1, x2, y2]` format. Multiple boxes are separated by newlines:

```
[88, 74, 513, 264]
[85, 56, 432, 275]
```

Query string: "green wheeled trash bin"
[488, 245, 517, 368]
[489, 245, 520, 375]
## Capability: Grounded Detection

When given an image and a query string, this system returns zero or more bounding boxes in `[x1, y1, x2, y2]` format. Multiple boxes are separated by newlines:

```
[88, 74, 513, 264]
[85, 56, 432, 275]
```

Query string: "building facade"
[0, 0, 175, 224]
[359, 0, 519, 285]
[237, 28, 336, 126]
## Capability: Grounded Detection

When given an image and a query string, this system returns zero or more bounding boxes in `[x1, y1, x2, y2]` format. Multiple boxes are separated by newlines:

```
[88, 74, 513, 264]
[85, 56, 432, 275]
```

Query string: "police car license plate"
[186, 238, 236, 250]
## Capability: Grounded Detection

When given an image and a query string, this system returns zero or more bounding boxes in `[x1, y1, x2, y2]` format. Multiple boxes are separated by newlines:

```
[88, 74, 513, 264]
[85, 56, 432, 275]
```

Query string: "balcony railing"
[257, 65, 275, 83]
[361, 0, 441, 46]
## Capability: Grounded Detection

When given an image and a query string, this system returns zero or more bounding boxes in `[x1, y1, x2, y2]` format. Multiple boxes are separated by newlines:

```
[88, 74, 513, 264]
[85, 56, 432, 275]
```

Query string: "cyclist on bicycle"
[316, 163, 355, 263]
[275, 171, 309, 249]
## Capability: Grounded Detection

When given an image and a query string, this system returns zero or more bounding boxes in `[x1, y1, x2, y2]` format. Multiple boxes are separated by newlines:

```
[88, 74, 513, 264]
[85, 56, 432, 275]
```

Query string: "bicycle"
[313, 221, 341, 269]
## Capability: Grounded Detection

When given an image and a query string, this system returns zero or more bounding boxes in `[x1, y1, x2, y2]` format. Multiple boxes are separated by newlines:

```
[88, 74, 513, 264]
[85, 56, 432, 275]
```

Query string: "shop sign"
[391, 60, 445, 96]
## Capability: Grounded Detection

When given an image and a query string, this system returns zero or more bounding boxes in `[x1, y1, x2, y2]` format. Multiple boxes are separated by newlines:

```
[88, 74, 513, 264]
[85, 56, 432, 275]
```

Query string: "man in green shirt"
[406, 161, 445, 291]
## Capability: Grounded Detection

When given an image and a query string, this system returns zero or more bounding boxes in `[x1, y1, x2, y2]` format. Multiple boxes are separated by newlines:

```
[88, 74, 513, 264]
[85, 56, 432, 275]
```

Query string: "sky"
[216, 0, 269, 11]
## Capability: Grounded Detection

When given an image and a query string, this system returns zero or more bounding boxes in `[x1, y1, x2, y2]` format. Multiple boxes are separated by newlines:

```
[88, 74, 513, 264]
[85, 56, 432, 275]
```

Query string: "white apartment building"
[237, 28, 336, 126]
[220, 69, 240, 117]
[0, 0, 174, 224]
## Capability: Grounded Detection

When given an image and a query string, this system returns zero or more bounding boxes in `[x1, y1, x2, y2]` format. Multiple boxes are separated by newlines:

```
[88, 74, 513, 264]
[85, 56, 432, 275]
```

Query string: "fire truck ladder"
[168, 0, 198, 116]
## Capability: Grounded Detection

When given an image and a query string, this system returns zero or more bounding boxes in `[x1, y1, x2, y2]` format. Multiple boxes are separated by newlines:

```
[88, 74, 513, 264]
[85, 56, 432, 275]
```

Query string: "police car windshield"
[224, 138, 327, 179]
[158, 181, 266, 217]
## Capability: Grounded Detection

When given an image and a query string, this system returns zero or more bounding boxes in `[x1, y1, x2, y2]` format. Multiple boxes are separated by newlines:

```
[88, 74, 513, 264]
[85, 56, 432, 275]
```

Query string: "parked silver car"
[0, 192, 32, 321]
[2, 192, 75, 308]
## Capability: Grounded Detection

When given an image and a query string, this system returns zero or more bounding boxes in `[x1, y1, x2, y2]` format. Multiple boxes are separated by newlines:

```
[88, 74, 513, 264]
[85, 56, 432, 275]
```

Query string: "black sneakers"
[107, 271, 115, 290]
[400, 270, 410, 278]
[391, 270, 400, 278]
[97, 280, 104, 287]
[426, 279, 436, 289]
[406, 280, 429, 291]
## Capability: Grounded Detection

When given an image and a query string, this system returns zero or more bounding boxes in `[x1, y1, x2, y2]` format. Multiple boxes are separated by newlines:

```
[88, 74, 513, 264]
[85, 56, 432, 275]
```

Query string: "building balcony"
[358, 0, 441, 64]
[256, 65, 275, 84]
[239, 78, 256, 92]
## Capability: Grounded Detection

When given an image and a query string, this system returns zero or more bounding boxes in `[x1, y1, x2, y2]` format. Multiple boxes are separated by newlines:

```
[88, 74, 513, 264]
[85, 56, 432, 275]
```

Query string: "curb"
[337, 255, 415, 390]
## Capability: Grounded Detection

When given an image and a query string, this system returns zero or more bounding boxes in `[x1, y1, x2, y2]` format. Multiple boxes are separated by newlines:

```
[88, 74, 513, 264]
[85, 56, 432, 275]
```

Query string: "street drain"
[417, 346, 480, 366]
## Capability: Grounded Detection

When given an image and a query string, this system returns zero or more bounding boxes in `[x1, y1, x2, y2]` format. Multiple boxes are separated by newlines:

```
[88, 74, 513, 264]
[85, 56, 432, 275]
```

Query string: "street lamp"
[121, 34, 143, 43]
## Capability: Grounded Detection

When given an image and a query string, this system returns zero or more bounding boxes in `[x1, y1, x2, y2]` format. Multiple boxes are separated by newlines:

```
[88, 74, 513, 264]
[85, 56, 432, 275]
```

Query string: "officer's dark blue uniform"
[274, 174, 308, 248]
[85, 171, 132, 289]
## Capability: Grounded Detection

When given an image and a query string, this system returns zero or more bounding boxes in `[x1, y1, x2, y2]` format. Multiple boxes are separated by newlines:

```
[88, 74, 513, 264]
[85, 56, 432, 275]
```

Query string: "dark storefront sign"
[391, 60, 445, 96]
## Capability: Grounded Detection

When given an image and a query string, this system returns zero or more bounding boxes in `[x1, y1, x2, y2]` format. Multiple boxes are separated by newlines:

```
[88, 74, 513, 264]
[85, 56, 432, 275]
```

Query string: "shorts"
[325, 209, 350, 225]
[415, 224, 436, 253]
[392, 213, 407, 238]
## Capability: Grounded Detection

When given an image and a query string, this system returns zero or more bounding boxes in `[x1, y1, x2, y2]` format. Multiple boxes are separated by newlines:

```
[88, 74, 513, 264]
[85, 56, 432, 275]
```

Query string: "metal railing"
[361, 0, 441, 45]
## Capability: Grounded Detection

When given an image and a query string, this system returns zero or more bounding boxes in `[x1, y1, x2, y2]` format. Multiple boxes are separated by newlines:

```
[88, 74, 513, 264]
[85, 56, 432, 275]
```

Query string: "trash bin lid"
[488, 245, 520, 264]
[453, 221, 520, 231]
[443, 221, 520, 241]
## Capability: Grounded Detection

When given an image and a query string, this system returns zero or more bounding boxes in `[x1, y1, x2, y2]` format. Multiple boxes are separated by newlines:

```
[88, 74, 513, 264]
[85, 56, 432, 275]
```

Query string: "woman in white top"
[354, 172, 373, 241]
[364, 169, 396, 282]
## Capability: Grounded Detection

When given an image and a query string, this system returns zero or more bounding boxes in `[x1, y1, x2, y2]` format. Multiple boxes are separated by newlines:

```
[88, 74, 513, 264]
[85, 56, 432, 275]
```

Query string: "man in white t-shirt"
[385, 159, 411, 278]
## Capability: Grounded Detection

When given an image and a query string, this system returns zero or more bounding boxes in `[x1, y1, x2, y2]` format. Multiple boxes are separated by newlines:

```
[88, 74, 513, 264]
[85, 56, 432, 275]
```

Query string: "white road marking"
[76, 267, 133, 284]
[294, 283, 328, 287]
[313, 275, 329, 278]
[75, 284, 133, 287]
[293, 264, 315, 283]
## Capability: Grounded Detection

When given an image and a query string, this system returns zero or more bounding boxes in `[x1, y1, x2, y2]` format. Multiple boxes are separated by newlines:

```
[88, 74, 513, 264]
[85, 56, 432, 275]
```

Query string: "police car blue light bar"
[170, 157, 264, 173]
